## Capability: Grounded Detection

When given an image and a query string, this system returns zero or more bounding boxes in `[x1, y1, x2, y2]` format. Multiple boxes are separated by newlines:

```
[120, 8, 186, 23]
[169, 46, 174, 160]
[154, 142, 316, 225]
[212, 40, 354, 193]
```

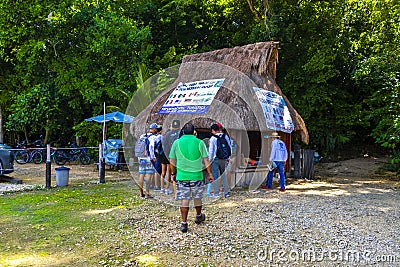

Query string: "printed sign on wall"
[158, 79, 225, 114]
[253, 87, 294, 133]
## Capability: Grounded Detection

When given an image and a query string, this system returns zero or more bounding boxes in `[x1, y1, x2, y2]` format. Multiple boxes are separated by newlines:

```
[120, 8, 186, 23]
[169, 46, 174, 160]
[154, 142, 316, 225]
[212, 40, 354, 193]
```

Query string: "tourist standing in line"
[147, 123, 161, 191]
[164, 120, 181, 196]
[134, 127, 155, 199]
[207, 123, 231, 198]
[169, 123, 213, 233]
[155, 126, 173, 194]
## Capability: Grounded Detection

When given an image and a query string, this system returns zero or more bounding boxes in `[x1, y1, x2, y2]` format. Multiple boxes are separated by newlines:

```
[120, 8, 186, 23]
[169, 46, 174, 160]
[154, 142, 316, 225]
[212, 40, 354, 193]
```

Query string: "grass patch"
[0, 182, 145, 266]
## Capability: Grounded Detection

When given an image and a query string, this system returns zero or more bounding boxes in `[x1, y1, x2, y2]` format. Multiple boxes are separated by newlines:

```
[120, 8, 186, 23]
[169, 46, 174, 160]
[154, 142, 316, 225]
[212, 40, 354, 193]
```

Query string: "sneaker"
[145, 194, 154, 199]
[153, 187, 161, 192]
[180, 222, 188, 233]
[279, 188, 286, 192]
[195, 213, 206, 224]
[166, 189, 173, 195]
[224, 192, 230, 198]
[140, 194, 145, 198]
[160, 188, 165, 194]
[211, 194, 220, 198]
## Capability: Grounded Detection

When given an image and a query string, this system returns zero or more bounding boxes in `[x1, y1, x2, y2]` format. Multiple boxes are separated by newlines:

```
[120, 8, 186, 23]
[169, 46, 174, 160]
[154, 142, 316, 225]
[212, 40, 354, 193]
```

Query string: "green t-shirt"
[169, 135, 208, 181]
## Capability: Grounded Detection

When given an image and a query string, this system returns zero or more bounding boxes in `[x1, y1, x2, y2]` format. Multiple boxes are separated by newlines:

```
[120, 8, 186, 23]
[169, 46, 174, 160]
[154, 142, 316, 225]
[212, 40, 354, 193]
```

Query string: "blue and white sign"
[253, 87, 294, 133]
[158, 79, 225, 114]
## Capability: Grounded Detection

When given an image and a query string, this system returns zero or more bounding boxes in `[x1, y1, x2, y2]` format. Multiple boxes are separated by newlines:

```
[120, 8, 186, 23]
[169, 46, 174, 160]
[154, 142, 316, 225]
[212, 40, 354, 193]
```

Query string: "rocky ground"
[1, 157, 399, 266]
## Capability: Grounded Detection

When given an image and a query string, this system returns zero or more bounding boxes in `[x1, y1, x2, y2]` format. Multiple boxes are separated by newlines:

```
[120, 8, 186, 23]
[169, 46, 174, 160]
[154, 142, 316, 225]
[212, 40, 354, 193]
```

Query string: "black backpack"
[214, 134, 231, 160]
[164, 130, 179, 156]
[154, 139, 164, 157]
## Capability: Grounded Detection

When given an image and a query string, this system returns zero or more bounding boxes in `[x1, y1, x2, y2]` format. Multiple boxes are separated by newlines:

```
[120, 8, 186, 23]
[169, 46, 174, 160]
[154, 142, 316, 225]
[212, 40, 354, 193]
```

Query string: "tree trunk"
[24, 126, 29, 144]
[44, 119, 50, 144]
[293, 144, 301, 179]
[44, 128, 50, 144]
[245, 0, 264, 25]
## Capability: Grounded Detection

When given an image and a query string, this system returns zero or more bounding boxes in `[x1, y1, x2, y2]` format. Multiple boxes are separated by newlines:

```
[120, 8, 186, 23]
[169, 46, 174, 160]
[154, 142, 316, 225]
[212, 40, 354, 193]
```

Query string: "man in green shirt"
[169, 122, 213, 233]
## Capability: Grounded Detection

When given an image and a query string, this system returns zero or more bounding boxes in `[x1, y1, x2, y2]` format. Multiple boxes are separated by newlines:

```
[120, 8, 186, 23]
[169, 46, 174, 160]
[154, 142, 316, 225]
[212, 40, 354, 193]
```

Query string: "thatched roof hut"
[127, 41, 309, 187]
[130, 41, 308, 144]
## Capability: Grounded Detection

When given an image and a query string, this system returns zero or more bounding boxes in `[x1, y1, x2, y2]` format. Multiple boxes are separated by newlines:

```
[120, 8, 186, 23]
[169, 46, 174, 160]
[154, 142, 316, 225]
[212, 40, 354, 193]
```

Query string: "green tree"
[0, 0, 154, 144]
[347, 0, 400, 152]
[268, 0, 350, 154]
[267, 0, 399, 157]
[6, 84, 59, 144]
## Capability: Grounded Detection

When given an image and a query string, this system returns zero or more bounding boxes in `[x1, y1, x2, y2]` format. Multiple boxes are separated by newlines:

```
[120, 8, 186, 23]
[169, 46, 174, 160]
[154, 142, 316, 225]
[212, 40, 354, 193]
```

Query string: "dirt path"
[315, 156, 390, 179]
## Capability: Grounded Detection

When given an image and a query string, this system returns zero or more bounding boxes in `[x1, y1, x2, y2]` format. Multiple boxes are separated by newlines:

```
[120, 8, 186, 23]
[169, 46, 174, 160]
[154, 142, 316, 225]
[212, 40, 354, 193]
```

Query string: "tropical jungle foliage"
[0, 0, 399, 160]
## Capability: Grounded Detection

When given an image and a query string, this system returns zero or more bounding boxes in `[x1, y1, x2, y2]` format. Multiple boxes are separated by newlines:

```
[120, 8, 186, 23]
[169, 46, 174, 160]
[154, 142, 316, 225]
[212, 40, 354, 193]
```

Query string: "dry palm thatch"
[130, 42, 308, 144]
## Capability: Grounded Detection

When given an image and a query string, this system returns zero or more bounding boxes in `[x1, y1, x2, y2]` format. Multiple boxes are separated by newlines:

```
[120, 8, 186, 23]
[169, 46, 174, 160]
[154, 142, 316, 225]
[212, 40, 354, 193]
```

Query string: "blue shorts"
[176, 181, 204, 200]
[138, 158, 155, 174]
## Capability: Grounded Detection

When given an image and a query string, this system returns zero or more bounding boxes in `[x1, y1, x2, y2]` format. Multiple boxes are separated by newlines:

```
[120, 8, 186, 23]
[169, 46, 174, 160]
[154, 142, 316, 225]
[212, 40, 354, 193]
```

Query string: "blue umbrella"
[85, 111, 134, 165]
[85, 111, 134, 123]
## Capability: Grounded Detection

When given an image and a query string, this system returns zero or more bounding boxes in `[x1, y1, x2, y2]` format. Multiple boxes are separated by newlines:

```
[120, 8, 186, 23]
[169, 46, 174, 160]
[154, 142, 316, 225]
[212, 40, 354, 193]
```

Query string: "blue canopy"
[85, 111, 134, 123]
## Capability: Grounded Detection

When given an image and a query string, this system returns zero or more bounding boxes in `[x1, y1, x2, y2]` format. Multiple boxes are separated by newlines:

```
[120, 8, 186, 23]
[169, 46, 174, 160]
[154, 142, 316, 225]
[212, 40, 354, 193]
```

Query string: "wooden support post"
[45, 144, 51, 188]
[99, 143, 105, 183]
[293, 144, 301, 179]
[302, 149, 315, 180]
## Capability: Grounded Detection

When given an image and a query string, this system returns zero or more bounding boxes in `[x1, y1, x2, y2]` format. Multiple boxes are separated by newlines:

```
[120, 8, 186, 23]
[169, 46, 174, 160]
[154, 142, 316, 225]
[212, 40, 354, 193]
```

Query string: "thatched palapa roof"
[130, 41, 308, 144]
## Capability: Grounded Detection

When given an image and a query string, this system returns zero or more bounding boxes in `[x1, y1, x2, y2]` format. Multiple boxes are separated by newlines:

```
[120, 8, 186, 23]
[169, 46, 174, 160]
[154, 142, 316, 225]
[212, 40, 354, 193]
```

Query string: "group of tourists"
[134, 120, 288, 233]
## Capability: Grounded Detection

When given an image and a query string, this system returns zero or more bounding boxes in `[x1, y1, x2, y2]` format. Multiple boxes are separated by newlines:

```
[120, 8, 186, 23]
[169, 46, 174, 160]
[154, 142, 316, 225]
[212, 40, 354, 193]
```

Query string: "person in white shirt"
[147, 123, 159, 162]
[136, 129, 156, 199]
[266, 132, 288, 191]
[147, 123, 161, 191]
[207, 123, 231, 198]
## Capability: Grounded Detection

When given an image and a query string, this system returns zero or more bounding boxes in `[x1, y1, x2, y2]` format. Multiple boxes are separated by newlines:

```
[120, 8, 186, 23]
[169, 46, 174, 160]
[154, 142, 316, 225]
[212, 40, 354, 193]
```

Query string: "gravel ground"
[1, 160, 399, 266]
[119, 179, 399, 266]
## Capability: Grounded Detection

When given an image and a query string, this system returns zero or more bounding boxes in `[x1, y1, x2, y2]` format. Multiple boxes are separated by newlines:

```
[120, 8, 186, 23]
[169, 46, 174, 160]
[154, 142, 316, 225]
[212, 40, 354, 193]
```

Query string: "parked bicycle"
[31, 143, 67, 165]
[52, 143, 91, 165]
[14, 140, 44, 164]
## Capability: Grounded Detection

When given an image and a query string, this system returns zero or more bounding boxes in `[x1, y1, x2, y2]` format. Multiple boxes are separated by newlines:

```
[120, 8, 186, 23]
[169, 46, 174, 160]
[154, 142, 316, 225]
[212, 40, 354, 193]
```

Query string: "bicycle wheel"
[54, 150, 68, 165]
[32, 151, 43, 164]
[14, 150, 29, 164]
[79, 154, 91, 165]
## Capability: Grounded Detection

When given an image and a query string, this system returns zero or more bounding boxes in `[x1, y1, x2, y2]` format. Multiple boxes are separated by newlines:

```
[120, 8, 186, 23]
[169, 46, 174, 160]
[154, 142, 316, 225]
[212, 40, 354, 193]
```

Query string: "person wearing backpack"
[134, 131, 155, 199]
[147, 123, 162, 191]
[163, 120, 181, 196]
[207, 123, 232, 198]
[163, 119, 180, 157]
